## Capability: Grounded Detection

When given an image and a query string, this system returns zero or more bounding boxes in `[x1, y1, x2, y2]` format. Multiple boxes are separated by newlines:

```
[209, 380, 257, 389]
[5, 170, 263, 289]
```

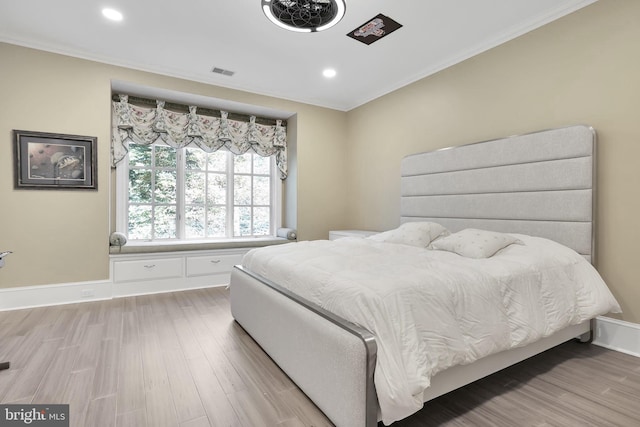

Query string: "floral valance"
[111, 95, 287, 179]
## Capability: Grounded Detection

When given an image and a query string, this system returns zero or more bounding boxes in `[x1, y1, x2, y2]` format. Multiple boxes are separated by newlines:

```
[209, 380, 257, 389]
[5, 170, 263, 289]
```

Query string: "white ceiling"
[0, 0, 597, 111]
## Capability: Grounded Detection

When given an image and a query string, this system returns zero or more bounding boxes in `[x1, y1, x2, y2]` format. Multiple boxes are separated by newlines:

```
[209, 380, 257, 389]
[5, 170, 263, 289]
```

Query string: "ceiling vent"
[347, 14, 403, 45]
[211, 67, 235, 77]
[262, 0, 346, 33]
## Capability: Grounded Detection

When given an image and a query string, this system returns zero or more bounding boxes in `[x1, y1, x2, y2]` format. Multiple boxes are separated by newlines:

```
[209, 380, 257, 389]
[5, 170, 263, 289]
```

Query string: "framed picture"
[13, 130, 97, 190]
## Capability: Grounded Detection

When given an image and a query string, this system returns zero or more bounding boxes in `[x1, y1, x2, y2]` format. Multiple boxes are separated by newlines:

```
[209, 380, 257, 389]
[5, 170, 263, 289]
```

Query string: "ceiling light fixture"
[262, 0, 346, 33]
[102, 8, 123, 21]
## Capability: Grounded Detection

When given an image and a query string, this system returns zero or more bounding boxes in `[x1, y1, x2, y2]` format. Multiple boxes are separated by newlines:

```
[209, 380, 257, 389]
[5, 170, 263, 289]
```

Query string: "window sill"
[109, 236, 292, 255]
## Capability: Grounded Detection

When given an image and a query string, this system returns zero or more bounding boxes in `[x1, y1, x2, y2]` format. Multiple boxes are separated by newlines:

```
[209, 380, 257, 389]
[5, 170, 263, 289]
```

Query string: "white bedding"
[240, 235, 621, 425]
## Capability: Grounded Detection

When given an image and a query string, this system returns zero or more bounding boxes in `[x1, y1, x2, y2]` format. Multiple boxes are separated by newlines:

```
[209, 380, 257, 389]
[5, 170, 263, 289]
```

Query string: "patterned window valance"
[111, 95, 288, 179]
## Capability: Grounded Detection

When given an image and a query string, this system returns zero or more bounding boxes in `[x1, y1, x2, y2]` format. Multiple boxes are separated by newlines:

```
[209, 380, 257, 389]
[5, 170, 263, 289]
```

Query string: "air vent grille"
[211, 67, 235, 77]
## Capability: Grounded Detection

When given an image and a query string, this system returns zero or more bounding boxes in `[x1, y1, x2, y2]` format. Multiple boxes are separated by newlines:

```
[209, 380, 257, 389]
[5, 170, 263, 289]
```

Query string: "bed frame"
[230, 125, 597, 427]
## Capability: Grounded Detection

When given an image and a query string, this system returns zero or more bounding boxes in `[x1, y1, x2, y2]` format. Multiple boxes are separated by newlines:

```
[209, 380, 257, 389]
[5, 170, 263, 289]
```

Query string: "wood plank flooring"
[0, 286, 638, 426]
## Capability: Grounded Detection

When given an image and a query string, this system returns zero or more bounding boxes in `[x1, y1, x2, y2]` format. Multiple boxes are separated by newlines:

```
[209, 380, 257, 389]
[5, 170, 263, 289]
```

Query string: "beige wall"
[346, 0, 640, 323]
[0, 43, 349, 288]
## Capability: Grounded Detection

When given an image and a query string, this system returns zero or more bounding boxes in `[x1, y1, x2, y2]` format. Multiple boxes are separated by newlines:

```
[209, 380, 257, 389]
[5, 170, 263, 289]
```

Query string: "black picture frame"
[13, 130, 97, 190]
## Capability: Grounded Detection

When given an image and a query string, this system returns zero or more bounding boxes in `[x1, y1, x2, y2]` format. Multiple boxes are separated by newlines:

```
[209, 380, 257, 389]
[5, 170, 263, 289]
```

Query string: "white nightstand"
[329, 230, 378, 240]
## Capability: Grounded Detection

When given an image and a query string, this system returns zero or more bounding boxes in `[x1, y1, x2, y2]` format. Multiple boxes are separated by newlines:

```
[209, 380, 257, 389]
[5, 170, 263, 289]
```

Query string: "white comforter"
[241, 235, 621, 425]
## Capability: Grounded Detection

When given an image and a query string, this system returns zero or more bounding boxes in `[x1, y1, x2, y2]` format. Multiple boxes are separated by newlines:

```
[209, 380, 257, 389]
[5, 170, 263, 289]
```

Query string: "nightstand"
[329, 230, 378, 240]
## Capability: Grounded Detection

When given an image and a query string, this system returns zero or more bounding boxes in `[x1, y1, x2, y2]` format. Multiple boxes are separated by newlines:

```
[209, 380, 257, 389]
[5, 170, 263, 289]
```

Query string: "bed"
[229, 125, 621, 426]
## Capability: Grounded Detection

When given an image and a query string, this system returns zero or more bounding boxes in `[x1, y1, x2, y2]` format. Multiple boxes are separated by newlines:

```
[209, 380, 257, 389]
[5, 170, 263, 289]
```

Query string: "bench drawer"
[113, 258, 183, 282]
[186, 254, 243, 277]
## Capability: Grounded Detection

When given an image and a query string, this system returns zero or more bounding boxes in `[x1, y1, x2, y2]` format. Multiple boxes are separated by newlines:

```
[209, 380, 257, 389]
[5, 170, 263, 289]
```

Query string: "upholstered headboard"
[400, 125, 596, 263]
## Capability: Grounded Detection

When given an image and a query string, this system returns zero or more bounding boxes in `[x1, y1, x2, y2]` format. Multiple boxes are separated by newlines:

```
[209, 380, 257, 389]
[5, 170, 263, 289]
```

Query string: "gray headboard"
[400, 125, 596, 263]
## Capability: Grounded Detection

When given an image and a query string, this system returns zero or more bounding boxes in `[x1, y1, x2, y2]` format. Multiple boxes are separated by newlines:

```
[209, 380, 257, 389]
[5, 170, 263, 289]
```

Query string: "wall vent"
[211, 67, 235, 77]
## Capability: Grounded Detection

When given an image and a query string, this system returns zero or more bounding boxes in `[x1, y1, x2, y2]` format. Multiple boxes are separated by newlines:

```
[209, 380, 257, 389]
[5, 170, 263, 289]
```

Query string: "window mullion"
[176, 148, 185, 240]
[150, 145, 157, 240]
[204, 162, 209, 239]
[270, 156, 277, 236]
[250, 154, 255, 236]
[227, 151, 234, 238]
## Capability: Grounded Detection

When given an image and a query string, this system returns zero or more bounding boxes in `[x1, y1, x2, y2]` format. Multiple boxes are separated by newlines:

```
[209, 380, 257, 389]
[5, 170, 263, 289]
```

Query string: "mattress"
[241, 234, 621, 424]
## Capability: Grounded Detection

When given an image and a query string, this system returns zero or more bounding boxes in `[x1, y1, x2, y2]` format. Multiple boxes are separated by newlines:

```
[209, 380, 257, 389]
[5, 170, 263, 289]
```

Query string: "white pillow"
[429, 228, 523, 258]
[367, 222, 449, 248]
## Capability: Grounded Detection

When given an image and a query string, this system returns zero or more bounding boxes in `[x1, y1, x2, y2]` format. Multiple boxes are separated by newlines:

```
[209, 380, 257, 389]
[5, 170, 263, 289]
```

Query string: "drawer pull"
[210, 259, 221, 264]
[143, 264, 156, 269]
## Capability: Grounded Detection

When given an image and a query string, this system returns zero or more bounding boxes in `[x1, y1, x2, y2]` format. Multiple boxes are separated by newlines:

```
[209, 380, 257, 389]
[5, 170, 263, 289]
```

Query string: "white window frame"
[115, 143, 282, 243]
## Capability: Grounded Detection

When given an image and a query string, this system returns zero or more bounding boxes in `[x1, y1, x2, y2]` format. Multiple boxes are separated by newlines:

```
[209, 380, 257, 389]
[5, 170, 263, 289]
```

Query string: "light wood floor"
[0, 287, 639, 427]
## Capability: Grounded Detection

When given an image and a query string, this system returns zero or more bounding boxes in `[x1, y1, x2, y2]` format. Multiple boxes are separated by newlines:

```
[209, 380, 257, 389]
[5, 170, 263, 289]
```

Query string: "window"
[118, 142, 280, 242]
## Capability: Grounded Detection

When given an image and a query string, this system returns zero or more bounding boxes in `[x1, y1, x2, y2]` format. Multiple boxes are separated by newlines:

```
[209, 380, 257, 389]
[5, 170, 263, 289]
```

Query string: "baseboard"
[0, 280, 113, 311]
[593, 316, 640, 358]
[0, 277, 228, 311]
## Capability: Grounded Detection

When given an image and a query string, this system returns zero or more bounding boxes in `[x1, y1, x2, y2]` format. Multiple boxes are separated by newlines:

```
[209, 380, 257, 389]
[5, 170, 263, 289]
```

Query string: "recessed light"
[323, 68, 337, 78]
[102, 8, 123, 22]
